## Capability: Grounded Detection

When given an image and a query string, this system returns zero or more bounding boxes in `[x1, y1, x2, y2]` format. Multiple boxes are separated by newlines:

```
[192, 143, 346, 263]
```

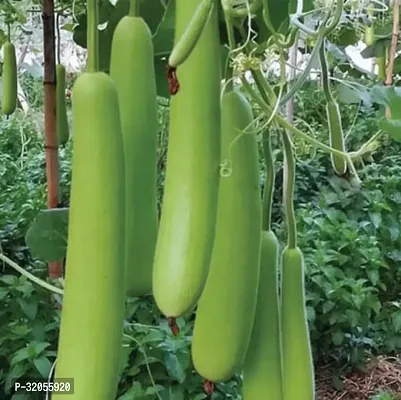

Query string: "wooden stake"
[42, 0, 62, 278]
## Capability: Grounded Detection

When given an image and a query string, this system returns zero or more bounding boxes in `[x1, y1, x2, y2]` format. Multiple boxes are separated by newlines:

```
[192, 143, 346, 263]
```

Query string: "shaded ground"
[316, 356, 401, 399]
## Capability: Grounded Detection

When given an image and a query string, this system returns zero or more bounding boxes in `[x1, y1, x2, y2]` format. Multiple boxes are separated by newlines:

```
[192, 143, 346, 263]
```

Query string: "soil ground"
[316, 356, 401, 399]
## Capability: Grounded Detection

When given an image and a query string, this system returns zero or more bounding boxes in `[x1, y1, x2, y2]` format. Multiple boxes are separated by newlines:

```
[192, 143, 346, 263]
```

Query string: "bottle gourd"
[1, 41, 17, 116]
[110, 3, 158, 297]
[192, 89, 261, 382]
[281, 246, 315, 400]
[152, 0, 221, 318]
[243, 231, 283, 400]
[52, 0, 126, 394]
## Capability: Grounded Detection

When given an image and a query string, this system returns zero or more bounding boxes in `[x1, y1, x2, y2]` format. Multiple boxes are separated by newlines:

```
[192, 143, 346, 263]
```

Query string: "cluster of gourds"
[11, 0, 352, 399]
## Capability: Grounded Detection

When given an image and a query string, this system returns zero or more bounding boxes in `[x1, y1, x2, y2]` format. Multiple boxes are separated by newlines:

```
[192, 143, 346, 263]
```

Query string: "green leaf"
[167, 385, 185, 400]
[119, 344, 132, 374]
[29, 342, 51, 358]
[25, 208, 69, 262]
[33, 356, 52, 378]
[378, 119, 401, 143]
[164, 353, 186, 383]
[265, 0, 291, 34]
[337, 83, 370, 106]
[18, 298, 38, 320]
[0, 286, 8, 300]
[360, 38, 391, 59]
[11, 394, 31, 400]
[145, 385, 164, 395]
[5, 363, 26, 392]
[345, 309, 360, 327]
[306, 306, 316, 322]
[322, 301, 335, 314]
[369, 212, 382, 228]
[117, 382, 143, 399]
[0, 275, 18, 286]
[332, 330, 344, 345]
[392, 310, 401, 332]
[10, 347, 31, 366]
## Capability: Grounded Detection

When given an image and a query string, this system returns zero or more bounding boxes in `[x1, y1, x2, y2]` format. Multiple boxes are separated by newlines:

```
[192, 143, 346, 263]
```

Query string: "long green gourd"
[152, 0, 221, 318]
[168, 0, 213, 69]
[243, 132, 283, 400]
[364, 3, 374, 47]
[56, 64, 70, 146]
[364, 3, 386, 82]
[1, 41, 17, 116]
[52, 0, 125, 398]
[319, 40, 347, 176]
[110, 0, 158, 297]
[191, 89, 261, 383]
[280, 131, 314, 400]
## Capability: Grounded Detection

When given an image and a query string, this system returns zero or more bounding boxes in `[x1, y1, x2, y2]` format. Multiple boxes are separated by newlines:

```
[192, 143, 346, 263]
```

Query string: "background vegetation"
[1, 72, 401, 399]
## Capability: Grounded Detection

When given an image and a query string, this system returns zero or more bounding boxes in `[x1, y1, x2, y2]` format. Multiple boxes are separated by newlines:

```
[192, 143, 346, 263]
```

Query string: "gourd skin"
[243, 230, 283, 400]
[110, 16, 158, 297]
[152, 0, 221, 317]
[191, 89, 261, 383]
[2, 42, 17, 116]
[52, 72, 125, 400]
[56, 64, 70, 146]
[327, 101, 347, 175]
[281, 246, 314, 400]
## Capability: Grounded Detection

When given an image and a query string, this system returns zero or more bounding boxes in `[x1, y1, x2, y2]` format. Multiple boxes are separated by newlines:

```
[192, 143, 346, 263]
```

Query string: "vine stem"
[222, 0, 262, 19]
[223, 6, 236, 91]
[262, 132, 275, 231]
[281, 130, 297, 249]
[0, 253, 64, 295]
[123, 334, 162, 400]
[281, 0, 343, 105]
[86, 0, 99, 73]
[241, 77, 346, 159]
[129, 0, 140, 17]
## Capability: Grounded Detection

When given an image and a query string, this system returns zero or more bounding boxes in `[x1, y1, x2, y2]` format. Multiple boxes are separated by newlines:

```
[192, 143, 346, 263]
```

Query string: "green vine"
[0, 253, 64, 295]
[262, 131, 275, 231]
[281, 130, 297, 249]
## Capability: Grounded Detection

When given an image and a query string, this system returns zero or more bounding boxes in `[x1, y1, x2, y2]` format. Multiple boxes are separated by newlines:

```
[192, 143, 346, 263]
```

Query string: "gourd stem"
[262, 132, 275, 231]
[129, 0, 140, 17]
[281, 130, 297, 249]
[87, 0, 99, 73]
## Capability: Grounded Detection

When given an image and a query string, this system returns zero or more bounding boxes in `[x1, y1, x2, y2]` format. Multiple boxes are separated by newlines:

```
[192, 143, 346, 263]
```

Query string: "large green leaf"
[25, 208, 69, 262]
[370, 86, 401, 143]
